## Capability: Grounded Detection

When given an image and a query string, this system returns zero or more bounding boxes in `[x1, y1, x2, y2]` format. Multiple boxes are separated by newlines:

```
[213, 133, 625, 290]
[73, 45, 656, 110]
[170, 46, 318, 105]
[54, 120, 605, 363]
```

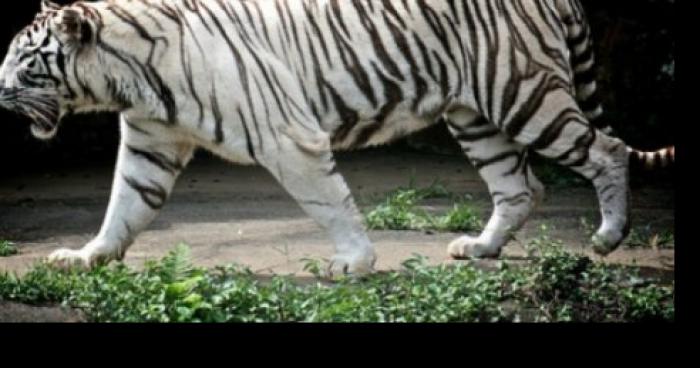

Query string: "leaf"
[158, 244, 194, 283]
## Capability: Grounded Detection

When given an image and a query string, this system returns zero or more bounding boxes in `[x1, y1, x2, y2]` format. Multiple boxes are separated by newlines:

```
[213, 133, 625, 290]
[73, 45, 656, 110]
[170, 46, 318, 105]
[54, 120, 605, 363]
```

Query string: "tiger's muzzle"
[0, 87, 60, 140]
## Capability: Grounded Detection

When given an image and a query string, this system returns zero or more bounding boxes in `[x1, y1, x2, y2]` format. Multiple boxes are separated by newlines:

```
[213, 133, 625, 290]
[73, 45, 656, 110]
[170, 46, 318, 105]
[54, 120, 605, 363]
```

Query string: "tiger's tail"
[628, 146, 675, 170]
[559, 0, 609, 134]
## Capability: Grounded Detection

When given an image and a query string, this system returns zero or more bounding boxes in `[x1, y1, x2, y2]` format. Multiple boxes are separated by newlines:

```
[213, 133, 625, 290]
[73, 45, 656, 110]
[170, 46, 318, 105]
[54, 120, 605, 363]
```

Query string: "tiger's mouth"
[0, 87, 60, 140]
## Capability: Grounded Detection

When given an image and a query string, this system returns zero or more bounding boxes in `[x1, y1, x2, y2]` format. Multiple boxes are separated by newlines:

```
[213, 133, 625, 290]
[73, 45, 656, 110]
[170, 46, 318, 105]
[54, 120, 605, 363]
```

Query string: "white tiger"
[0, 0, 673, 277]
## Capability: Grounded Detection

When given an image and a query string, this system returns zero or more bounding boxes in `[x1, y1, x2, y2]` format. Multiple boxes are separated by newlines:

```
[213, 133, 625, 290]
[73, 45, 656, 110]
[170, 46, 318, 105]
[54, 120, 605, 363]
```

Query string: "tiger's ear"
[41, 0, 61, 12]
[51, 8, 94, 46]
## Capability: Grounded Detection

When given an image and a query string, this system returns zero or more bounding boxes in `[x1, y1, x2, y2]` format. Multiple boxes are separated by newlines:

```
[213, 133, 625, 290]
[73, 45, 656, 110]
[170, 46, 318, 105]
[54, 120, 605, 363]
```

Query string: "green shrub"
[512, 226, 675, 322]
[0, 241, 19, 257]
[0, 235, 673, 323]
[365, 183, 482, 233]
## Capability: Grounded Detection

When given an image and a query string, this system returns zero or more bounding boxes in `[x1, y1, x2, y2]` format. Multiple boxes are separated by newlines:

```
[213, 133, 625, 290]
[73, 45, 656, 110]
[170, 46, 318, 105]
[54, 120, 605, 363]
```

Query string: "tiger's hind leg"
[501, 90, 630, 255]
[256, 127, 376, 278]
[445, 109, 545, 259]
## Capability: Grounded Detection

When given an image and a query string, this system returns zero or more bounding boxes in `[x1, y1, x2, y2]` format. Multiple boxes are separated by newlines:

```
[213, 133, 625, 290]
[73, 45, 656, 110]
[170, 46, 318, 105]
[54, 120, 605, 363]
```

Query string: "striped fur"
[0, 0, 673, 276]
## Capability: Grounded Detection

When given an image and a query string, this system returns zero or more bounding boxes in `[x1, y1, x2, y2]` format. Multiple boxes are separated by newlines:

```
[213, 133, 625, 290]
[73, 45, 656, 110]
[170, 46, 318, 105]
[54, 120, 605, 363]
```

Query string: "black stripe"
[123, 175, 168, 210]
[128, 146, 184, 175]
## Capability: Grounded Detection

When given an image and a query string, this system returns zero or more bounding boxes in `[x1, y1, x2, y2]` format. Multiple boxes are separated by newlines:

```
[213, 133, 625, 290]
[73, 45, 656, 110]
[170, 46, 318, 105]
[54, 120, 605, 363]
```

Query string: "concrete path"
[0, 151, 675, 276]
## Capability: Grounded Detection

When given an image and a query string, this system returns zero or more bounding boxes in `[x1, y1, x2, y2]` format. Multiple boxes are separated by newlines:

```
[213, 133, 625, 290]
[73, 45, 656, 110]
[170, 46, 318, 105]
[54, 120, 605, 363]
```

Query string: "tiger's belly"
[329, 111, 434, 151]
[324, 89, 463, 151]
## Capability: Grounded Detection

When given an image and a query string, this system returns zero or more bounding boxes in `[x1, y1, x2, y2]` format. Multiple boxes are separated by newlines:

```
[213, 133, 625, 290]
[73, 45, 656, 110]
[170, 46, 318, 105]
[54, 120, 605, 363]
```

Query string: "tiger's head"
[0, 1, 99, 140]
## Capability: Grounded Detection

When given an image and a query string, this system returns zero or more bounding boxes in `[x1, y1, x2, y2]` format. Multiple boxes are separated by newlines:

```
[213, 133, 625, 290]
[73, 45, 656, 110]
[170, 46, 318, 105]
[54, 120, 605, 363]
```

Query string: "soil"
[0, 150, 675, 322]
[0, 301, 86, 323]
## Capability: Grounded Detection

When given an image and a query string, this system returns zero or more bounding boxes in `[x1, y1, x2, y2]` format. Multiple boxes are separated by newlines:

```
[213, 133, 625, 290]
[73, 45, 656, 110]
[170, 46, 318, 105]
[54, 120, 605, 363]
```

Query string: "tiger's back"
[100, 0, 579, 152]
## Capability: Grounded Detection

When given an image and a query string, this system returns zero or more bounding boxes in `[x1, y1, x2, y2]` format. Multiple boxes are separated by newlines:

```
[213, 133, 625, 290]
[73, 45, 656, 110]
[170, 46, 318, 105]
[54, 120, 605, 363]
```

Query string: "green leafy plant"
[364, 183, 482, 233]
[0, 235, 673, 323]
[513, 225, 675, 322]
[624, 227, 675, 250]
[0, 241, 19, 257]
[301, 258, 324, 279]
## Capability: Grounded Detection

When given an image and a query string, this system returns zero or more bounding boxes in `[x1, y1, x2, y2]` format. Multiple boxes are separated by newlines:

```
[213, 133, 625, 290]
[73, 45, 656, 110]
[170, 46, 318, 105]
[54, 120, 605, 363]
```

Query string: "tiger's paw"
[448, 236, 502, 260]
[47, 244, 120, 271]
[591, 230, 624, 256]
[47, 248, 92, 270]
[327, 250, 377, 280]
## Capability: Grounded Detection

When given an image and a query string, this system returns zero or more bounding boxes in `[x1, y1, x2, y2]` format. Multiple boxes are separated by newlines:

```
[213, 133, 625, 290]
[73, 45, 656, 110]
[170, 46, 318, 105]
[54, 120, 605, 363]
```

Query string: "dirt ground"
[0, 150, 675, 278]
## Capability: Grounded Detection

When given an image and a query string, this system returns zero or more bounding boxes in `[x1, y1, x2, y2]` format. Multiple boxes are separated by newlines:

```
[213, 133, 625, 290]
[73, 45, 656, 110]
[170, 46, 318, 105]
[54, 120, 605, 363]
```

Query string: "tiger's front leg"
[48, 116, 195, 269]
